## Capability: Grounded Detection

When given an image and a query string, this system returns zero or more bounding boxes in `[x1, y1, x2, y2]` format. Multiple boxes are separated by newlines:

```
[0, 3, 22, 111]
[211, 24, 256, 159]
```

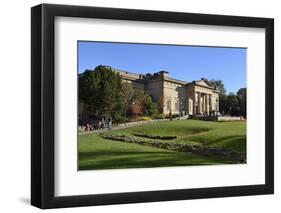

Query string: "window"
[175, 99, 179, 111]
[167, 99, 171, 111]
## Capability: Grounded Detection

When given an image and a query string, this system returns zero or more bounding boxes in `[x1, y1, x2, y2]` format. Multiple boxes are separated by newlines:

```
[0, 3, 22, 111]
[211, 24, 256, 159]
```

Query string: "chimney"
[159, 70, 169, 79]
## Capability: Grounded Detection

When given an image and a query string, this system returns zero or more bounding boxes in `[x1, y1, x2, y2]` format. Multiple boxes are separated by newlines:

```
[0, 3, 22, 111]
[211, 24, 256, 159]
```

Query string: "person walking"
[101, 117, 105, 129]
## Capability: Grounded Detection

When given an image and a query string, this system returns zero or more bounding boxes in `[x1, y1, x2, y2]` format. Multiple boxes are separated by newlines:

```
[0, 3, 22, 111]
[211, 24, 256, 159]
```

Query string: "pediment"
[195, 80, 214, 88]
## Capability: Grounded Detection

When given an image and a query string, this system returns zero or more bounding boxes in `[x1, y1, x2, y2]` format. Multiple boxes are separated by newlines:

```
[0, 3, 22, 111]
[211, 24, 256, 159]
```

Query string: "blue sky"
[78, 41, 246, 94]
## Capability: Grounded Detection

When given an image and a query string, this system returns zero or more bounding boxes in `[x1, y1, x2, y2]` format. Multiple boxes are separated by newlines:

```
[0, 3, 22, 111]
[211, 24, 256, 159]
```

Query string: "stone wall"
[162, 81, 187, 115]
[145, 79, 164, 104]
[217, 116, 245, 121]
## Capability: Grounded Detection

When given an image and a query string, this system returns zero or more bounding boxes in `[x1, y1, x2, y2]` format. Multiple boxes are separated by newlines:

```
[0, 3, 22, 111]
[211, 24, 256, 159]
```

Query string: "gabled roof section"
[188, 78, 217, 90]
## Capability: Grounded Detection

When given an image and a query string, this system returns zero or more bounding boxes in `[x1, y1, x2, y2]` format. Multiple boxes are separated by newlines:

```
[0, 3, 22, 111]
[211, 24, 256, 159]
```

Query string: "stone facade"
[112, 67, 220, 116]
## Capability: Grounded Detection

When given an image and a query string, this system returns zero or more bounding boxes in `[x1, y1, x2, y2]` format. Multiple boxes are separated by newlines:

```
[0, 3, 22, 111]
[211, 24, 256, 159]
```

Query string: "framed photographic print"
[31, 3, 274, 209]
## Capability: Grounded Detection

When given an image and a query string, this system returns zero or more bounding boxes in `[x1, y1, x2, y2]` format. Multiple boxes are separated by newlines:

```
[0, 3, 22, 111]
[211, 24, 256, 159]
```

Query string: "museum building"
[111, 66, 220, 116]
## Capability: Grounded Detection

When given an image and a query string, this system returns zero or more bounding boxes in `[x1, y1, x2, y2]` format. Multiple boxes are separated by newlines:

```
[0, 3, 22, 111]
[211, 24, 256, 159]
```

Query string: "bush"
[164, 113, 180, 119]
[127, 116, 152, 122]
[113, 114, 128, 124]
[140, 116, 152, 121]
[143, 95, 159, 116]
[172, 114, 180, 118]
[127, 115, 141, 122]
[153, 113, 165, 119]
[133, 133, 177, 140]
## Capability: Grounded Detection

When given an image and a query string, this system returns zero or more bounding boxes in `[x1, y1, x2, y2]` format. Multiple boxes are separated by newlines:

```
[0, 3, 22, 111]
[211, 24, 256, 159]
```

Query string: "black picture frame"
[31, 3, 274, 209]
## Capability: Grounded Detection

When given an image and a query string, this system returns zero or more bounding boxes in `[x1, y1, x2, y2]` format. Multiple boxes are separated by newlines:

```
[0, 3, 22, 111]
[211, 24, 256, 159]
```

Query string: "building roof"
[111, 67, 140, 80]
[166, 77, 187, 85]
[103, 65, 219, 91]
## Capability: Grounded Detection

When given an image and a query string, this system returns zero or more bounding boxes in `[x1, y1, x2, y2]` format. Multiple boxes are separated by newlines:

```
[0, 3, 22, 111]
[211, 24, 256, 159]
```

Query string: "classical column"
[193, 92, 196, 115]
[206, 94, 209, 115]
[198, 92, 201, 114]
[202, 93, 205, 114]
[204, 94, 206, 115]
[205, 94, 208, 115]
[209, 94, 212, 115]
[203, 93, 206, 115]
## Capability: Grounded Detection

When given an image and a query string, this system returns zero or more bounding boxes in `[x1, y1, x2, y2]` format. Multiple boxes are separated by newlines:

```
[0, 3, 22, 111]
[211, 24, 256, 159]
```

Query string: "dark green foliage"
[210, 79, 246, 117]
[219, 93, 228, 114]
[132, 133, 177, 140]
[79, 65, 123, 116]
[219, 90, 247, 116]
[226, 92, 240, 116]
[220, 92, 241, 116]
[237, 88, 247, 118]
[121, 82, 134, 113]
[143, 94, 158, 116]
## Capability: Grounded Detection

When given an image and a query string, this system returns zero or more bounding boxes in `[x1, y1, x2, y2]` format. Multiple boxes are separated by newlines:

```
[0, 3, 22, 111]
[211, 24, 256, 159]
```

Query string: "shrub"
[153, 113, 165, 119]
[133, 133, 177, 140]
[140, 116, 152, 121]
[143, 93, 159, 116]
[172, 114, 180, 118]
[127, 115, 142, 122]
[113, 114, 128, 124]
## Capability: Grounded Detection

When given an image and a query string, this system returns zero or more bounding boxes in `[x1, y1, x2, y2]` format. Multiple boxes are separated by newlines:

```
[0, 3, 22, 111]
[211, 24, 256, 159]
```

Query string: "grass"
[78, 119, 246, 170]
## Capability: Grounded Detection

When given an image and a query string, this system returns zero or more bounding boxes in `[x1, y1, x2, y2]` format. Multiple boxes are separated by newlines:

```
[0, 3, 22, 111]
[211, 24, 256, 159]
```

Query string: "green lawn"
[78, 119, 246, 170]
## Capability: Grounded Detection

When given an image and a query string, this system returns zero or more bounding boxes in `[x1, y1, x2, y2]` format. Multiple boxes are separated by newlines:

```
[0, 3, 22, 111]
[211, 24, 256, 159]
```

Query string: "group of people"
[83, 116, 113, 131]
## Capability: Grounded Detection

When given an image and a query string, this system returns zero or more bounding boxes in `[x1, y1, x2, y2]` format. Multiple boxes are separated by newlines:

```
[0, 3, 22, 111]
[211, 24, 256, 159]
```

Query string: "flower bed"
[132, 133, 177, 140]
[100, 134, 246, 163]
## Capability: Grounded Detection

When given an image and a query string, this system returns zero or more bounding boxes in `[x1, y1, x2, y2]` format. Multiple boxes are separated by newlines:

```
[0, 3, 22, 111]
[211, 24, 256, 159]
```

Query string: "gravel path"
[78, 119, 169, 135]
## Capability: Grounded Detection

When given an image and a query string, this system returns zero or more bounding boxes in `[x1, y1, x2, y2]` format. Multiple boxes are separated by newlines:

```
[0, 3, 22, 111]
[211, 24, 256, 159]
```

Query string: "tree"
[143, 94, 158, 116]
[237, 88, 247, 118]
[79, 65, 123, 117]
[127, 89, 158, 116]
[159, 95, 165, 113]
[210, 79, 227, 114]
[128, 89, 145, 116]
[209, 79, 226, 95]
[219, 94, 228, 115]
[121, 82, 134, 111]
[226, 92, 240, 116]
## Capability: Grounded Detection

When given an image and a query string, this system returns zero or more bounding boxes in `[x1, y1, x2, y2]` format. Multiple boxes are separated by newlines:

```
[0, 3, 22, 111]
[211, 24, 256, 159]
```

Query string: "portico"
[187, 78, 220, 116]
[194, 92, 212, 115]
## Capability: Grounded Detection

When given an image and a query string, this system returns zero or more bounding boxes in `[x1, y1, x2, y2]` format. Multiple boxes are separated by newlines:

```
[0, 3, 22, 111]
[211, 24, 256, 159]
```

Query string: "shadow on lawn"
[208, 135, 246, 152]
[189, 135, 246, 150]
[79, 150, 230, 170]
[79, 150, 174, 160]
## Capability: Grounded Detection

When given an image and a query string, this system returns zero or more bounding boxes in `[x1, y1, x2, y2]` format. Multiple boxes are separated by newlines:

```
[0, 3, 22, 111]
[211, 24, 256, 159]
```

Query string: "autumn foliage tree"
[128, 89, 158, 116]
[128, 89, 145, 116]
